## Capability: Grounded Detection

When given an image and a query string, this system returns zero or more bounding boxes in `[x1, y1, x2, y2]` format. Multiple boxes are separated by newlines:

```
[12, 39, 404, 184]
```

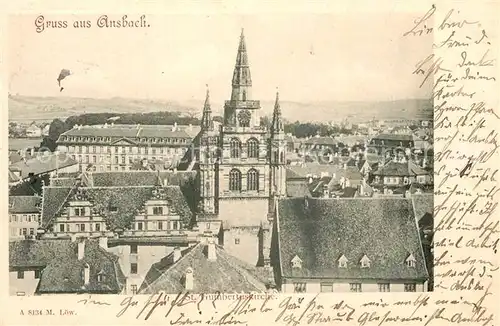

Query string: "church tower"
[197, 87, 219, 214]
[217, 29, 270, 266]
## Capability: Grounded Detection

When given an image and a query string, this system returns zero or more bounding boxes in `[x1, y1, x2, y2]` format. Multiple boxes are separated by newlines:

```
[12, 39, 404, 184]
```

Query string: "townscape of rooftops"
[8, 30, 434, 296]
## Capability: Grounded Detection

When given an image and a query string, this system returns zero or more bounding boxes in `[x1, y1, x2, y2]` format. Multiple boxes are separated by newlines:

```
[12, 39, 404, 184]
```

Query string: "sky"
[8, 13, 433, 102]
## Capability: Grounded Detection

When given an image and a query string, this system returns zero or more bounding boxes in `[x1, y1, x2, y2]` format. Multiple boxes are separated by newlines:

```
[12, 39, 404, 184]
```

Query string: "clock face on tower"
[237, 109, 251, 127]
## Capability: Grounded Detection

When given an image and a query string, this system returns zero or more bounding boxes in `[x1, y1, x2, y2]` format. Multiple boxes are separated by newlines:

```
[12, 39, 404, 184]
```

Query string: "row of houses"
[9, 167, 433, 295]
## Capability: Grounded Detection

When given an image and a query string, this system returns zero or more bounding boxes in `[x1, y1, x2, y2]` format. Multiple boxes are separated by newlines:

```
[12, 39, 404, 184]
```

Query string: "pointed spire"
[201, 85, 213, 131]
[271, 88, 283, 135]
[232, 29, 252, 90]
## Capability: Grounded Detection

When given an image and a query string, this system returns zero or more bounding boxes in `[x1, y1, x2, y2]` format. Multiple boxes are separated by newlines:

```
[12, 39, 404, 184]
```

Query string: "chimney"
[83, 263, 90, 285]
[185, 267, 194, 291]
[173, 247, 182, 262]
[99, 237, 108, 250]
[78, 240, 85, 260]
[207, 240, 216, 261]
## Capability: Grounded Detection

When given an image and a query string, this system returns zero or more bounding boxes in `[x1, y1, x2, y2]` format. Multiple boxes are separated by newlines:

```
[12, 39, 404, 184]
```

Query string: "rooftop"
[276, 197, 428, 280]
[9, 153, 78, 179]
[41, 184, 193, 231]
[10, 239, 125, 294]
[371, 159, 428, 177]
[9, 195, 41, 214]
[139, 242, 270, 294]
[59, 124, 194, 140]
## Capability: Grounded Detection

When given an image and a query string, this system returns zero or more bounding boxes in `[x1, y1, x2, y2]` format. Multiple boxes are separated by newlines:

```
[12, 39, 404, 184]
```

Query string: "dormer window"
[360, 254, 371, 268]
[291, 255, 302, 269]
[406, 253, 416, 268]
[338, 254, 348, 268]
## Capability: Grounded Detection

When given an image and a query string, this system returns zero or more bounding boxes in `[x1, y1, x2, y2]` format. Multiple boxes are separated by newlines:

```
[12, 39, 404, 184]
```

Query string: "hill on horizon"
[8, 95, 432, 123]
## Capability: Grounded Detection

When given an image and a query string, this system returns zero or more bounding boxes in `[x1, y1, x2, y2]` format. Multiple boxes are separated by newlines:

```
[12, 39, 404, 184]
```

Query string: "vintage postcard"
[1, 1, 499, 325]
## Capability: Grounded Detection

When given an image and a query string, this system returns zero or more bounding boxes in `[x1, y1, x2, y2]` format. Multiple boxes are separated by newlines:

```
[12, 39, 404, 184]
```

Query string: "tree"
[48, 118, 70, 142]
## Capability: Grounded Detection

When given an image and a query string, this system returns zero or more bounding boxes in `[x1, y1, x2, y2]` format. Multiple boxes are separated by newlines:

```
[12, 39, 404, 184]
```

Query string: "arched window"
[247, 169, 259, 191]
[280, 151, 285, 163]
[242, 90, 246, 101]
[247, 138, 259, 158]
[229, 169, 242, 191]
[230, 138, 241, 158]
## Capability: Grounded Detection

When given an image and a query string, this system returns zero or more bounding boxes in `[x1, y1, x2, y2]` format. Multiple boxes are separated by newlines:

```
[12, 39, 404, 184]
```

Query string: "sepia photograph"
[8, 13, 434, 296]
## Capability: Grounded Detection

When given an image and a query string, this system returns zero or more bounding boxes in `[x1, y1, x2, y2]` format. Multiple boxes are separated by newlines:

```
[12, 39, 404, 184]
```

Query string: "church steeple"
[231, 29, 252, 101]
[271, 90, 283, 135]
[201, 86, 213, 131]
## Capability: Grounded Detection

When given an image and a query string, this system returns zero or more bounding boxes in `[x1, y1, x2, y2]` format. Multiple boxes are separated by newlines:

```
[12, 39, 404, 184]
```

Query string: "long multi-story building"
[56, 124, 195, 172]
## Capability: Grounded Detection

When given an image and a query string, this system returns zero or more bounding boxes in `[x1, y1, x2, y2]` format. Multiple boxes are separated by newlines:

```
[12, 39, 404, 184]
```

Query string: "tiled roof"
[371, 160, 428, 177]
[9, 153, 78, 179]
[86, 171, 198, 217]
[60, 124, 192, 139]
[9, 196, 41, 214]
[42, 185, 193, 230]
[276, 197, 428, 280]
[9, 240, 69, 268]
[41, 187, 74, 228]
[412, 193, 433, 223]
[51, 177, 77, 187]
[10, 239, 126, 294]
[139, 243, 269, 294]
[286, 181, 312, 198]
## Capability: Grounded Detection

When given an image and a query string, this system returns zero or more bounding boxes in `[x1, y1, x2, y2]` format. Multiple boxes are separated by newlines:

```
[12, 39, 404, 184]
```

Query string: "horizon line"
[8, 93, 433, 104]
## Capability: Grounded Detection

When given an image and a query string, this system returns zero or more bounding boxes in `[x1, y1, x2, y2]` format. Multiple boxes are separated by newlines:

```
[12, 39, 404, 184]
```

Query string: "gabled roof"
[9, 196, 41, 214]
[276, 197, 428, 280]
[9, 239, 126, 294]
[41, 185, 193, 230]
[41, 187, 74, 228]
[139, 243, 269, 294]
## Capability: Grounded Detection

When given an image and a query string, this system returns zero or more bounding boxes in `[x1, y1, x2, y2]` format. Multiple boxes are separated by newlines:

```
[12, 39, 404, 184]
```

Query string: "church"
[193, 29, 287, 267]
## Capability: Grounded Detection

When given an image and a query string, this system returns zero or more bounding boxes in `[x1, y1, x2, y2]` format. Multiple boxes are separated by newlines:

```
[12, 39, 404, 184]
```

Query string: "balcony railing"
[222, 125, 267, 133]
[224, 100, 260, 109]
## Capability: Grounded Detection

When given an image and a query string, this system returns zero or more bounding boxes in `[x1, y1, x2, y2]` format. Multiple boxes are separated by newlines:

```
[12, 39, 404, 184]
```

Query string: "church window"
[280, 151, 285, 163]
[230, 138, 242, 158]
[247, 138, 259, 158]
[247, 169, 259, 191]
[229, 169, 242, 191]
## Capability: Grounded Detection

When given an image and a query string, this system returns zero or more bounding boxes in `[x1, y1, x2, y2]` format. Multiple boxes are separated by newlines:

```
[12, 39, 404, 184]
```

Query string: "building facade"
[9, 196, 41, 240]
[56, 124, 193, 172]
